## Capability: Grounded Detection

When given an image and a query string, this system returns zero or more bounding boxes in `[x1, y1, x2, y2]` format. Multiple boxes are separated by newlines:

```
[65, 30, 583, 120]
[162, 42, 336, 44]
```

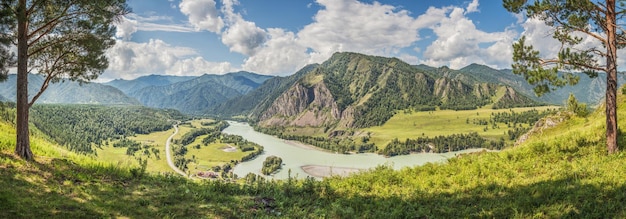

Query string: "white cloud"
[115, 14, 196, 40]
[179, 0, 224, 33]
[221, 18, 267, 56]
[242, 28, 309, 75]
[519, 18, 560, 58]
[398, 53, 420, 65]
[234, 0, 431, 75]
[115, 17, 138, 40]
[466, 0, 479, 14]
[103, 39, 232, 81]
[112, 0, 594, 79]
[218, 0, 267, 56]
[218, 0, 520, 74]
[420, 3, 518, 69]
[167, 56, 232, 76]
[298, 0, 421, 64]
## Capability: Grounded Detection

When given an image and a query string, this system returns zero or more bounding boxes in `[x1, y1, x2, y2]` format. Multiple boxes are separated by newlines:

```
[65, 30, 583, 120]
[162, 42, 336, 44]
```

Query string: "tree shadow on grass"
[0, 153, 246, 218]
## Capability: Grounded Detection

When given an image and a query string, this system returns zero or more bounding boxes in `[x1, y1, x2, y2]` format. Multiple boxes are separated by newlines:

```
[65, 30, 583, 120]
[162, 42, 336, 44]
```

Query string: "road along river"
[165, 124, 187, 177]
[223, 121, 486, 180]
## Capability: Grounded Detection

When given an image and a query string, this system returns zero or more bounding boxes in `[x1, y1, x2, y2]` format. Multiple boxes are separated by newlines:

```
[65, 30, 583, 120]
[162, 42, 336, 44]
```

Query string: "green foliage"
[261, 156, 283, 175]
[566, 93, 589, 117]
[0, 101, 15, 124]
[0, 3, 13, 83]
[510, 36, 583, 96]
[221, 134, 263, 153]
[5, 0, 130, 84]
[178, 121, 228, 145]
[30, 104, 186, 154]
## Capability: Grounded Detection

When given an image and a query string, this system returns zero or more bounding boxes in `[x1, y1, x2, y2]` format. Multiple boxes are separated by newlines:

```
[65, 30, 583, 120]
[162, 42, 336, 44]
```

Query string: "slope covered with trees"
[29, 104, 186, 154]
[257, 52, 542, 131]
[127, 71, 273, 114]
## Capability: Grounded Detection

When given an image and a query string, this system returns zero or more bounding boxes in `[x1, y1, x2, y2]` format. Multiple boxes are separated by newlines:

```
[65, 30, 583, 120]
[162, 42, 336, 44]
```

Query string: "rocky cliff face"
[434, 77, 473, 102]
[259, 82, 341, 127]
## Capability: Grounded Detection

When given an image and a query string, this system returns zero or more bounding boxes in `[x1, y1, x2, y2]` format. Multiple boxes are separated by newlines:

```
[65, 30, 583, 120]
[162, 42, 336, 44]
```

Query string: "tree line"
[174, 121, 229, 145]
[381, 132, 505, 157]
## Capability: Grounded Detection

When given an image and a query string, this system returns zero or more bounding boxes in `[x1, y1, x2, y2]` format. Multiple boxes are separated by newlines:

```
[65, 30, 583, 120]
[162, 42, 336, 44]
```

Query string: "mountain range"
[104, 75, 196, 94]
[245, 52, 541, 131]
[107, 71, 273, 114]
[0, 74, 139, 105]
[0, 52, 620, 121]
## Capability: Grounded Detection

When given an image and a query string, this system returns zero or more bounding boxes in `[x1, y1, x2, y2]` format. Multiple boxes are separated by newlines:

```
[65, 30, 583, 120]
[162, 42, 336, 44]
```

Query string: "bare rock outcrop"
[515, 111, 572, 146]
[259, 82, 341, 127]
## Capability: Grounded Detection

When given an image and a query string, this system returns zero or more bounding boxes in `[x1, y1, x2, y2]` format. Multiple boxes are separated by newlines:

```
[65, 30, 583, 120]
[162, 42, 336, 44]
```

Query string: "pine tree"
[503, 0, 624, 153]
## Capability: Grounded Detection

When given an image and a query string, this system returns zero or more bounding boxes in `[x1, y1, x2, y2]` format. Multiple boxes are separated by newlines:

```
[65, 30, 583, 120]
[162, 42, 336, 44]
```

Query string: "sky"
[100, 0, 601, 81]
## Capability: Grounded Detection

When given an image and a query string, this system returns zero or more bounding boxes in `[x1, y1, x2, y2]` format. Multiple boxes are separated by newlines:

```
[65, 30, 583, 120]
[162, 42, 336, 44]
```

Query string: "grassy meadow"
[364, 106, 559, 148]
[94, 128, 174, 174]
[95, 118, 255, 176]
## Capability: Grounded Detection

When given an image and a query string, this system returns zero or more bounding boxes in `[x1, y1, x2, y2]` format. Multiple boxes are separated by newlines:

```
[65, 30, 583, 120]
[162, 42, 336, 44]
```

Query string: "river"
[223, 121, 486, 180]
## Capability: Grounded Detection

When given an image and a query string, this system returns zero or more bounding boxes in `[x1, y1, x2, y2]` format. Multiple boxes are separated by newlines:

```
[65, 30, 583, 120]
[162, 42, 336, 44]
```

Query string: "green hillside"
[257, 52, 541, 131]
[1, 89, 626, 217]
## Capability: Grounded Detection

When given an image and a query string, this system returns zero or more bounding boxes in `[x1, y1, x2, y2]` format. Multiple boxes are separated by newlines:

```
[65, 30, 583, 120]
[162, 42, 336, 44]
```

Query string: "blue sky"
[102, 0, 563, 81]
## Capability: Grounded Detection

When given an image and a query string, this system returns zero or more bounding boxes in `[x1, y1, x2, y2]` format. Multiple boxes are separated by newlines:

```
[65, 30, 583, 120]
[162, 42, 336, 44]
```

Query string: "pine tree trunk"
[15, 0, 32, 160]
[605, 0, 619, 154]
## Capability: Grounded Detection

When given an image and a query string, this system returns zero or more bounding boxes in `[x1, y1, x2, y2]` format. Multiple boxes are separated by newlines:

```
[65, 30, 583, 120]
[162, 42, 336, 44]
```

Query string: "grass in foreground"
[1, 100, 626, 217]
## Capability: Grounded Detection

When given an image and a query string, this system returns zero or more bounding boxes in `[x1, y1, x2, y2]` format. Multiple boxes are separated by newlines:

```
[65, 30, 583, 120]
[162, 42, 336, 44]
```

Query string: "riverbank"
[283, 140, 331, 152]
[301, 165, 362, 178]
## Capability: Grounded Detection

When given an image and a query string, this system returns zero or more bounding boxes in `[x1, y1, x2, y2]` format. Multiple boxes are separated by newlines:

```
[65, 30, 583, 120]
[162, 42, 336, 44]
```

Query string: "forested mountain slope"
[127, 71, 273, 114]
[0, 74, 139, 105]
[257, 52, 540, 131]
